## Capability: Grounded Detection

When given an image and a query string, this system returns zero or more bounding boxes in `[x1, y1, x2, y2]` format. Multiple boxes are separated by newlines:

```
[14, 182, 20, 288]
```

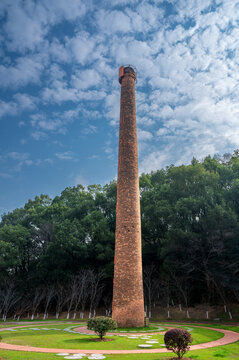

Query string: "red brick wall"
[112, 68, 145, 327]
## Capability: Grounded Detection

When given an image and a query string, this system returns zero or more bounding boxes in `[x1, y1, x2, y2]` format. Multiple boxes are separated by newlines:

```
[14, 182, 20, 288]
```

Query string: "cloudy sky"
[0, 0, 239, 214]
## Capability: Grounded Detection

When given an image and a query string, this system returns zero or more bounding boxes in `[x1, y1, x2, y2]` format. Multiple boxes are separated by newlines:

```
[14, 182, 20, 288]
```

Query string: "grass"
[1, 318, 85, 322]
[0, 323, 223, 350]
[0, 322, 238, 359]
[0, 343, 239, 360]
[0, 325, 165, 350]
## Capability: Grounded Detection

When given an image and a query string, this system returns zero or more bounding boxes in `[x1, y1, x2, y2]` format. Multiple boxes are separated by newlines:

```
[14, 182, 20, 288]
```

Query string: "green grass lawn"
[0, 323, 223, 350]
[0, 343, 239, 360]
[0, 322, 238, 360]
[0, 325, 165, 350]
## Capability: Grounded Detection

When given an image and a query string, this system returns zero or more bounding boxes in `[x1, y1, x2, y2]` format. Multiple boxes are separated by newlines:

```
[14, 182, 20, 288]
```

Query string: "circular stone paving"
[0, 323, 238, 354]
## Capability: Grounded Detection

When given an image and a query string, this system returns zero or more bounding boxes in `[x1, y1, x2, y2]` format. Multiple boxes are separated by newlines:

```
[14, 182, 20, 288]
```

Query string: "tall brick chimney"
[112, 65, 145, 327]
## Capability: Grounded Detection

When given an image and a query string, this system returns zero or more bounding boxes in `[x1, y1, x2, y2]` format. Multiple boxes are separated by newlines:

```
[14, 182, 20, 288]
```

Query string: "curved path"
[0, 323, 238, 354]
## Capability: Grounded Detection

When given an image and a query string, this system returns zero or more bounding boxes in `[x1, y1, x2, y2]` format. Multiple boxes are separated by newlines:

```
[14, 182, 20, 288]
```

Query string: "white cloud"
[2, 0, 87, 53]
[7, 152, 29, 161]
[37, 158, 53, 165]
[47, 63, 66, 82]
[25, 160, 33, 166]
[72, 69, 101, 90]
[13, 93, 37, 110]
[68, 32, 96, 65]
[29, 106, 85, 139]
[137, 128, 153, 141]
[134, 2, 164, 31]
[49, 39, 71, 63]
[174, 0, 212, 20]
[128, 1, 239, 171]
[55, 151, 74, 160]
[156, 128, 170, 136]
[81, 125, 97, 135]
[104, 140, 115, 159]
[4, 151, 33, 172]
[104, 90, 120, 126]
[0, 56, 43, 88]
[110, 38, 154, 72]
[30, 112, 70, 134]
[0, 172, 12, 179]
[4, 2, 47, 52]
[31, 131, 47, 140]
[96, 10, 132, 34]
[47, 32, 106, 66]
[1, 0, 239, 183]
[140, 149, 173, 174]
[77, 90, 106, 101]
[0, 100, 18, 118]
[137, 116, 155, 126]
[105, 0, 139, 5]
[42, 81, 78, 103]
[38, 119, 64, 131]
[41, 0, 86, 22]
[42, 65, 106, 103]
[159, 105, 174, 119]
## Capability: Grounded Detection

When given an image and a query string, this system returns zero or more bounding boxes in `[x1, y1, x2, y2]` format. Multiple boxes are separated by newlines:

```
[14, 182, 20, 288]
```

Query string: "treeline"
[0, 152, 239, 320]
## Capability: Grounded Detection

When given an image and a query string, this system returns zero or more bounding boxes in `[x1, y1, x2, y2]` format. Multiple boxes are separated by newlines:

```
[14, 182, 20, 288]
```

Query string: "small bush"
[164, 328, 193, 359]
[87, 316, 117, 340]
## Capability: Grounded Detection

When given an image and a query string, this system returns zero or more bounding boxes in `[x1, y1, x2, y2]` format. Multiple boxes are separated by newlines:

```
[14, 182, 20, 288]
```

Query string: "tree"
[30, 287, 44, 320]
[164, 328, 192, 359]
[0, 224, 32, 276]
[0, 279, 21, 321]
[143, 264, 157, 317]
[55, 284, 67, 319]
[88, 270, 105, 318]
[0, 153, 239, 314]
[43, 285, 55, 320]
[72, 271, 90, 319]
[87, 317, 117, 340]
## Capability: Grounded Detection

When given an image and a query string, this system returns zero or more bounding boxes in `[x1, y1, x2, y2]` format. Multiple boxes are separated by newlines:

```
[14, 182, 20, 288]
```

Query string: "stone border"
[0, 323, 238, 354]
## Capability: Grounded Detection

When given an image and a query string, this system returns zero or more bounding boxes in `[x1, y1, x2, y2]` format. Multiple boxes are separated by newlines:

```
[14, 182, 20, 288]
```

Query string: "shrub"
[87, 316, 117, 340]
[164, 328, 193, 359]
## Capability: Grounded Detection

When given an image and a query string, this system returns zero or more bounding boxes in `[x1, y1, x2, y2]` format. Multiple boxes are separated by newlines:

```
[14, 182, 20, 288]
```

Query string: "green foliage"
[0, 224, 31, 280]
[87, 316, 117, 339]
[1, 152, 239, 307]
[164, 328, 192, 359]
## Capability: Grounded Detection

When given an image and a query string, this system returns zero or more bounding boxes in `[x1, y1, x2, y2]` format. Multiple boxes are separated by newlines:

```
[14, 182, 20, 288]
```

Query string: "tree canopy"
[1, 152, 239, 317]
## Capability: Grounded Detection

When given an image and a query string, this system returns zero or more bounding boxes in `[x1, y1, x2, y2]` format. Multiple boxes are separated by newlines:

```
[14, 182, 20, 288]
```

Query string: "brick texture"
[112, 67, 145, 327]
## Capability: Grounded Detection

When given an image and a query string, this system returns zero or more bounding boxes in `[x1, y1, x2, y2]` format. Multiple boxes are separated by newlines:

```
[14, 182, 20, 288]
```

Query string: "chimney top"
[119, 65, 137, 84]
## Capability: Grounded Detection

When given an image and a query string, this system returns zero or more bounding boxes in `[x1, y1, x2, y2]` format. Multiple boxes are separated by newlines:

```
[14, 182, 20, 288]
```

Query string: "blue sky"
[1, 0, 239, 215]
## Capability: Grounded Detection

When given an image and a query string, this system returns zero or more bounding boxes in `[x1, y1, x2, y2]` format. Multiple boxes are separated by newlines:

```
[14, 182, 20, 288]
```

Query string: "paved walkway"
[0, 323, 238, 354]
